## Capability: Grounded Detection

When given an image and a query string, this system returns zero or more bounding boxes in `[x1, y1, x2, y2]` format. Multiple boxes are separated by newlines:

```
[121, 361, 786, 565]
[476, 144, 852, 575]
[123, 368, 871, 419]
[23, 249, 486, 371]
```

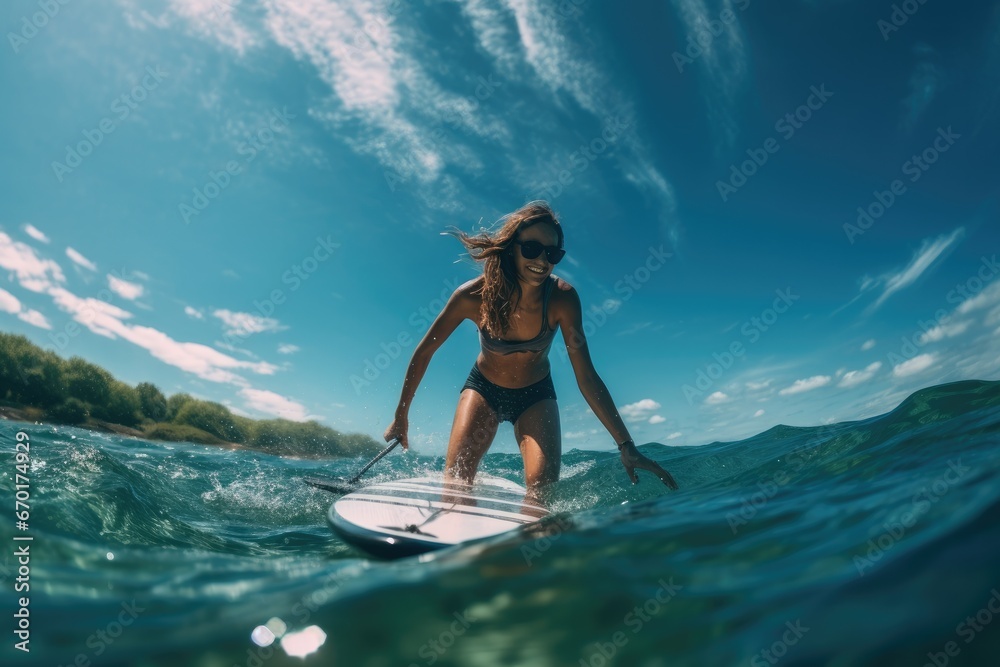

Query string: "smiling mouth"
[527, 266, 546, 275]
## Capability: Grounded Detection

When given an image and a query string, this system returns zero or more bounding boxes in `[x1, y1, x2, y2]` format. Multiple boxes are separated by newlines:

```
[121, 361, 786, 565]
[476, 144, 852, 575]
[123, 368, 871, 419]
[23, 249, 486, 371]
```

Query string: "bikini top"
[478, 276, 557, 355]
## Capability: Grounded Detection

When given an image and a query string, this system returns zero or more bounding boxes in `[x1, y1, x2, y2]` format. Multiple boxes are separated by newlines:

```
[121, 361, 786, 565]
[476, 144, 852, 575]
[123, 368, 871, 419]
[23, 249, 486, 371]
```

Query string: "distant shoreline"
[0, 404, 242, 446]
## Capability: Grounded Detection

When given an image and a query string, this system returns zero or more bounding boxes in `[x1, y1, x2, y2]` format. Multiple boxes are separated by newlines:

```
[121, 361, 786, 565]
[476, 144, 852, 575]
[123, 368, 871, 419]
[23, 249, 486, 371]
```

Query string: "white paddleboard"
[328, 475, 548, 558]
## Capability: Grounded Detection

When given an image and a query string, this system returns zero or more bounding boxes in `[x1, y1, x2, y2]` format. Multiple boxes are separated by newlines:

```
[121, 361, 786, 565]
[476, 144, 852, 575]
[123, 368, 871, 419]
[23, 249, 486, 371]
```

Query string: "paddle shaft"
[347, 437, 400, 484]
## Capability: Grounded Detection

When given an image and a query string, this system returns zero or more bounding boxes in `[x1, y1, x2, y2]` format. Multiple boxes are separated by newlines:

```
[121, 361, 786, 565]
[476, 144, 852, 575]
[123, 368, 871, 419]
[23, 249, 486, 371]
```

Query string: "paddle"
[303, 437, 401, 495]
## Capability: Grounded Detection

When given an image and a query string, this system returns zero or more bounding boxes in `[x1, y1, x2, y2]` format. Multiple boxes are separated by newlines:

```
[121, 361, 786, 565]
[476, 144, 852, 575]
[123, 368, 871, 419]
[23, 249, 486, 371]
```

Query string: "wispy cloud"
[0, 287, 51, 330]
[893, 353, 935, 377]
[213, 308, 285, 336]
[169, 0, 258, 55]
[779, 375, 831, 395]
[66, 247, 97, 272]
[277, 343, 300, 354]
[838, 362, 882, 388]
[108, 274, 145, 300]
[900, 44, 943, 133]
[0, 232, 66, 293]
[22, 224, 50, 244]
[670, 0, 749, 149]
[865, 227, 965, 313]
[239, 386, 310, 421]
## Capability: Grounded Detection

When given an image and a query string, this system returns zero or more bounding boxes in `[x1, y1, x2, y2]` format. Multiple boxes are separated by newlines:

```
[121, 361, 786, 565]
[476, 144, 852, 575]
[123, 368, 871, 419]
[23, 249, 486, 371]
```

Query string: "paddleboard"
[327, 474, 548, 558]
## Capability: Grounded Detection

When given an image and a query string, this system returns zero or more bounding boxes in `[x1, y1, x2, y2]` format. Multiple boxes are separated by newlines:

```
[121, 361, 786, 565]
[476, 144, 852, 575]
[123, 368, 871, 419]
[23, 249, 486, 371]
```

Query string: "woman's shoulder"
[548, 274, 579, 314]
[550, 274, 576, 297]
[456, 274, 485, 297]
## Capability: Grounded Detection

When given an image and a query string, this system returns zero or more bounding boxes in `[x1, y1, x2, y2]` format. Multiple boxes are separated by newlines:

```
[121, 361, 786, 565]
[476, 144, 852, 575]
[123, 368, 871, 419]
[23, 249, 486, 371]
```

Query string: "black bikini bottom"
[461, 363, 557, 424]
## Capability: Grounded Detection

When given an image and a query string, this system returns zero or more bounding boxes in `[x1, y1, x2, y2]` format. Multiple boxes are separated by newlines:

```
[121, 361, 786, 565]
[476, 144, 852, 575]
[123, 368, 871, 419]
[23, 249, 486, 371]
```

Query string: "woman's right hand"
[384, 414, 409, 451]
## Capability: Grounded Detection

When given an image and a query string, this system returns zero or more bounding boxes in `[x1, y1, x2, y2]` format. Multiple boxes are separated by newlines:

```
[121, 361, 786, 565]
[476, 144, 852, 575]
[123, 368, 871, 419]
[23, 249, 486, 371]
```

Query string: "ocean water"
[2, 379, 1000, 667]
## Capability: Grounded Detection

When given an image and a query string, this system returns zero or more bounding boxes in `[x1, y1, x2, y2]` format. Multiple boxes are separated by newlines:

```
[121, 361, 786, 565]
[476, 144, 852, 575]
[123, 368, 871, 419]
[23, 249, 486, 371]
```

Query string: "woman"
[383, 201, 678, 503]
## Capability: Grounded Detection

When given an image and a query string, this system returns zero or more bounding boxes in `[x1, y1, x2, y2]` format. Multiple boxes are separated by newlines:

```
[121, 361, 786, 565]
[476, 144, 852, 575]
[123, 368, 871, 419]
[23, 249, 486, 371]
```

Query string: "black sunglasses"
[513, 239, 565, 265]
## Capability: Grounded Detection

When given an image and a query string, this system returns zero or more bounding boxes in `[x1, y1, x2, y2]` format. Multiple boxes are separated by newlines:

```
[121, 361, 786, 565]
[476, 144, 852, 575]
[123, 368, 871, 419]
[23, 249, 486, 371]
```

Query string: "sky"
[1, 0, 999, 456]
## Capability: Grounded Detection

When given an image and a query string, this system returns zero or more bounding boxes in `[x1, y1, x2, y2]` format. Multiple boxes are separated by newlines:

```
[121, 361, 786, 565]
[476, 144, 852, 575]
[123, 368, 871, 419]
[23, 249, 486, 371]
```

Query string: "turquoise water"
[2, 380, 1000, 666]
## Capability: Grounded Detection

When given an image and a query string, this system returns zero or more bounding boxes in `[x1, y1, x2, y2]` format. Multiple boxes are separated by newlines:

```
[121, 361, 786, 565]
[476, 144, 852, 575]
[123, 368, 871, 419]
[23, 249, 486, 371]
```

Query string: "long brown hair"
[444, 200, 564, 338]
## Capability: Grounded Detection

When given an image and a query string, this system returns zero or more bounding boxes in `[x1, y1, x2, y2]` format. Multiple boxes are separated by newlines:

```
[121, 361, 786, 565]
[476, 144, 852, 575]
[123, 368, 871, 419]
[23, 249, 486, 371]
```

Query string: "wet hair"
[443, 200, 563, 338]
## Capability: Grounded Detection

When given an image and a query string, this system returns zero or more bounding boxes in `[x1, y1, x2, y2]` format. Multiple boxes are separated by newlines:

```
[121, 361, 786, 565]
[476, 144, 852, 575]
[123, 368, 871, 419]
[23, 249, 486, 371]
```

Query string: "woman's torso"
[472, 275, 559, 388]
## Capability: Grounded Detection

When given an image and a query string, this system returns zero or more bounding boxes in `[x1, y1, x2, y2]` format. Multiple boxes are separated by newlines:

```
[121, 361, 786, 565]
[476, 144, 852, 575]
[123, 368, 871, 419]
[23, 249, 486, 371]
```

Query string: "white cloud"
[16, 309, 52, 329]
[705, 391, 728, 405]
[666, 432, 682, 440]
[838, 362, 882, 388]
[867, 228, 964, 312]
[893, 353, 935, 377]
[861, 339, 876, 351]
[669, 0, 749, 148]
[779, 375, 832, 395]
[185, 305, 204, 319]
[278, 343, 300, 354]
[66, 247, 97, 272]
[0, 287, 52, 330]
[619, 398, 661, 422]
[746, 380, 771, 391]
[170, 0, 257, 55]
[48, 286, 277, 384]
[240, 387, 309, 421]
[213, 308, 284, 337]
[648, 414, 666, 425]
[918, 320, 971, 344]
[956, 279, 1000, 315]
[108, 274, 144, 300]
[753, 409, 764, 417]
[0, 232, 67, 293]
[22, 224, 49, 243]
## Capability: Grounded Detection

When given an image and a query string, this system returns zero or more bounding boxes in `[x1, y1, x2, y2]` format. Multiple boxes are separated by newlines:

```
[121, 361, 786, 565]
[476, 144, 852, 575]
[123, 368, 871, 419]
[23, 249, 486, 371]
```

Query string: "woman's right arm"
[384, 283, 476, 449]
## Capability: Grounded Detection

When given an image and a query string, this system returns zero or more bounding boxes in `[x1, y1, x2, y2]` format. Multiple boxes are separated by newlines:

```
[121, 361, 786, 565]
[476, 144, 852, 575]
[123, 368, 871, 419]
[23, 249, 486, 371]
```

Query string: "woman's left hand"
[619, 441, 679, 490]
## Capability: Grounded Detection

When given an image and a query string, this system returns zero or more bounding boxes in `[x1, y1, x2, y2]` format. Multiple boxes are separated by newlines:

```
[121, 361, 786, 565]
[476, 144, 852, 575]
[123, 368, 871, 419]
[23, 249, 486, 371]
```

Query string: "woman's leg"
[444, 388, 500, 485]
[513, 398, 561, 503]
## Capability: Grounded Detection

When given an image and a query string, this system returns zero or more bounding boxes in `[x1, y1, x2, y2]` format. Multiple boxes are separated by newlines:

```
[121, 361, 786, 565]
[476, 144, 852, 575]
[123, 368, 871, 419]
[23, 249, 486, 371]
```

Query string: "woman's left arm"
[556, 283, 679, 490]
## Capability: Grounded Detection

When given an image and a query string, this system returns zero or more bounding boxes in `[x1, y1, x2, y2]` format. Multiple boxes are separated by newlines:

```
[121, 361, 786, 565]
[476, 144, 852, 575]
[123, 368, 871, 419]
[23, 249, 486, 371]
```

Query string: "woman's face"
[511, 221, 560, 287]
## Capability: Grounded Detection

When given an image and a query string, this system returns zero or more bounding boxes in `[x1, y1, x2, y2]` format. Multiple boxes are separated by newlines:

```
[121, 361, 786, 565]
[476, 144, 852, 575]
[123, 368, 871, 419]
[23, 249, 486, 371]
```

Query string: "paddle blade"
[302, 476, 356, 495]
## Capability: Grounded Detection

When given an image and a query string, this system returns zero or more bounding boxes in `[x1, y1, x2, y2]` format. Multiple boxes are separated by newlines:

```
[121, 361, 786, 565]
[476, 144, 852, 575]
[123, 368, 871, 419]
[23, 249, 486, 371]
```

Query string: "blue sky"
[2, 0, 999, 455]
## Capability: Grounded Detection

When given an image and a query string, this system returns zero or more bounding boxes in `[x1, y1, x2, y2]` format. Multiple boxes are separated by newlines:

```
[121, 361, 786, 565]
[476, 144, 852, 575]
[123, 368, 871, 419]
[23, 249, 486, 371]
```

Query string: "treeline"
[0, 332, 379, 458]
